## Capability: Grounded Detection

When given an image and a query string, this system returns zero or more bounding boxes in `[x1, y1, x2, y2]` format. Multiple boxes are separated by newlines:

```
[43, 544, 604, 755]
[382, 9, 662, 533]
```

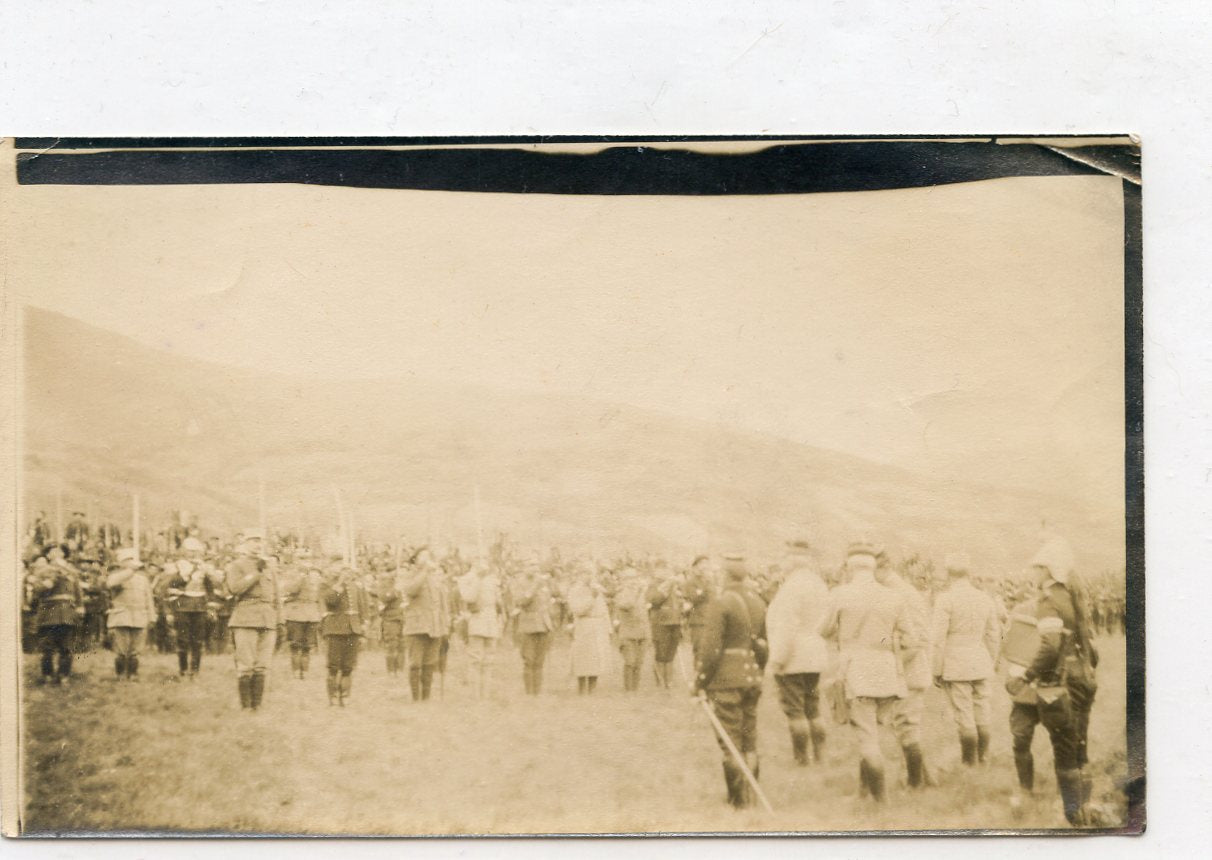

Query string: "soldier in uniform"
[378, 575, 406, 678]
[282, 565, 324, 679]
[1007, 537, 1100, 825]
[105, 548, 156, 681]
[931, 553, 1001, 766]
[30, 555, 83, 684]
[819, 541, 917, 802]
[765, 540, 829, 766]
[166, 557, 219, 679]
[684, 555, 715, 662]
[225, 529, 279, 710]
[647, 563, 683, 690]
[879, 549, 933, 788]
[458, 560, 504, 699]
[401, 547, 451, 702]
[514, 563, 555, 695]
[320, 566, 370, 706]
[694, 553, 768, 808]
[614, 567, 650, 692]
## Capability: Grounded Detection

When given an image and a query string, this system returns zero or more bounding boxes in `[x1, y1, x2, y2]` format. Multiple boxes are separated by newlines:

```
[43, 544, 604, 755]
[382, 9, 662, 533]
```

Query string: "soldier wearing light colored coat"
[765, 540, 830, 765]
[106, 548, 156, 681]
[881, 550, 933, 789]
[458, 562, 503, 699]
[819, 541, 918, 802]
[931, 553, 1001, 767]
[225, 529, 280, 710]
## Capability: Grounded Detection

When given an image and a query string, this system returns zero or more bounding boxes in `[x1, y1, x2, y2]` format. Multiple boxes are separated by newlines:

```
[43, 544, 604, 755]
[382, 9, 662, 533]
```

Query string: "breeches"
[406, 633, 441, 667]
[467, 635, 497, 669]
[286, 620, 318, 651]
[519, 632, 550, 669]
[619, 637, 646, 669]
[776, 672, 822, 721]
[231, 626, 276, 675]
[848, 696, 901, 765]
[326, 633, 359, 673]
[652, 625, 681, 662]
[709, 687, 762, 754]
[110, 626, 146, 659]
[176, 612, 208, 653]
[945, 678, 992, 734]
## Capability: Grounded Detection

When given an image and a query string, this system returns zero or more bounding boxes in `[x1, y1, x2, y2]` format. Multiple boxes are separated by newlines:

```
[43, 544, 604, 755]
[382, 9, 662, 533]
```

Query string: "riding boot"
[327, 670, 339, 705]
[420, 665, 434, 700]
[300, 650, 310, 677]
[976, 726, 991, 764]
[960, 732, 977, 766]
[903, 743, 924, 789]
[291, 651, 301, 677]
[809, 718, 828, 763]
[340, 672, 352, 706]
[587, 676, 598, 694]
[128, 656, 139, 679]
[858, 760, 871, 798]
[1014, 752, 1035, 791]
[789, 720, 810, 765]
[1057, 768, 1084, 825]
[179, 651, 190, 675]
[409, 666, 422, 701]
[238, 674, 252, 709]
[723, 760, 743, 808]
[115, 655, 127, 678]
[60, 650, 73, 679]
[578, 677, 587, 695]
[867, 762, 887, 802]
[250, 672, 265, 709]
[191, 648, 202, 675]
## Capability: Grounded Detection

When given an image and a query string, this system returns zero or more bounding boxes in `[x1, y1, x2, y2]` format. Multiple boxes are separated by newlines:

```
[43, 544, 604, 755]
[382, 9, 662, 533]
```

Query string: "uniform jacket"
[459, 572, 503, 639]
[930, 577, 1000, 681]
[226, 555, 280, 629]
[105, 567, 156, 629]
[684, 567, 713, 630]
[513, 574, 555, 635]
[1024, 581, 1098, 690]
[647, 576, 683, 627]
[282, 568, 324, 623]
[567, 582, 612, 677]
[695, 583, 767, 691]
[819, 571, 917, 699]
[765, 567, 830, 675]
[888, 573, 932, 690]
[166, 563, 218, 613]
[613, 578, 651, 640]
[33, 564, 83, 628]
[320, 580, 370, 636]
[402, 567, 451, 637]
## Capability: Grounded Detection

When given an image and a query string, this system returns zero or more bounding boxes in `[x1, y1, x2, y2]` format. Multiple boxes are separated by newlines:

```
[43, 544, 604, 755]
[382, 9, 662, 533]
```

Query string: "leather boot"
[300, 650, 310, 677]
[578, 677, 587, 695]
[327, 671, 339, 705]
[179, 651, 190, 675]
[1057, 768, 1084, 825]
[250, 673, 265, 709]
[858, 760, 871, 798]
[421, 665, 434, 700]
[960, 732, 977, 766]
[587, 676, 597, 694]
[238, 675, 252, 709]
[723, 761, 742, 807]
[115, 655, 127, 678]
[790, 721, 810, 765]
[867, 763, 887, 802]
[1014, 752, 1034, 791]
[291, 651, 301, 678]
[409, 667, 422, 701]
[809, 719, 827, 763]
[976, 726, 991, 764]
[128, 656, 139, 679]
[903, 744, 924, 789]
[340, 672, 352, 706]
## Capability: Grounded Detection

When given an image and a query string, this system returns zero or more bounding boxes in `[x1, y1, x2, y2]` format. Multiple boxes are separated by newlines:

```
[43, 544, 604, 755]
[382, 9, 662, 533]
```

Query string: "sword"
[676, 648, 774, 814]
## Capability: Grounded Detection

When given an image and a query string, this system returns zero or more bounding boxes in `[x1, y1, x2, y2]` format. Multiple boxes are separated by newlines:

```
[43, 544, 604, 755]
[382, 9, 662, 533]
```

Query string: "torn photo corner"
[0, 135, 1143, 837]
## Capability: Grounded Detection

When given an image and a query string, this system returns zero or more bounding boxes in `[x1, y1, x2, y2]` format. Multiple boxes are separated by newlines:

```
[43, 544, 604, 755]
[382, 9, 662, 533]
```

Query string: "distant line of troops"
[23, 520, 1107, 826]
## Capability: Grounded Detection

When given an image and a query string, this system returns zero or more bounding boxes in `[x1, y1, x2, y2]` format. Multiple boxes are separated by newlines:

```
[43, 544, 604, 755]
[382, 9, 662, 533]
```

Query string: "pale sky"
[6, 169, 1125, 494]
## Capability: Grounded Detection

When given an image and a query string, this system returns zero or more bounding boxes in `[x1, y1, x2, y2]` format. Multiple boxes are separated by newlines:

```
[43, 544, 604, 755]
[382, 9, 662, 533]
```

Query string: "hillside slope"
[22, 307, 1124, 571]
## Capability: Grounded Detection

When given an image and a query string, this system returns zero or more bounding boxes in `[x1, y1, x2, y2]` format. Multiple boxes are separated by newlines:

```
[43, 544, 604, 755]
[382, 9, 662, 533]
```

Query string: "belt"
[46, 595, 74, 602]
[724, 647, 752, 655]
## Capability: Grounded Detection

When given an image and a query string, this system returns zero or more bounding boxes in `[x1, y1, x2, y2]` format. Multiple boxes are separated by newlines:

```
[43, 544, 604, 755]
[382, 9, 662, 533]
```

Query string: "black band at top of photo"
[13, 138, 1139, 194]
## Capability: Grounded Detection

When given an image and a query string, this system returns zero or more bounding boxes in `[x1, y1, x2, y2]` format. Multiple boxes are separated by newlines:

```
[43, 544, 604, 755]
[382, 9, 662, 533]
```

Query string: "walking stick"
[675, 649, 774, 814]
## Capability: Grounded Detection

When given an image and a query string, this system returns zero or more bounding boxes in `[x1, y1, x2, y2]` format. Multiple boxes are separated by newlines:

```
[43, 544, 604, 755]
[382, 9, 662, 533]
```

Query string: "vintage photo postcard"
[0, 136, 1142, 836]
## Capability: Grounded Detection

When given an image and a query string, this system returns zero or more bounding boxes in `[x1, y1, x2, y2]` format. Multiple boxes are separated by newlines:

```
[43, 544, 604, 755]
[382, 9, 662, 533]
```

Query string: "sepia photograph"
[0, 136, 1142, 836]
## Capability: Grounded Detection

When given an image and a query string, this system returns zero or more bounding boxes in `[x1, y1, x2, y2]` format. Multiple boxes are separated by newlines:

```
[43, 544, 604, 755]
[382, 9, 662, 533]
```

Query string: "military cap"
[243, 528, 265, 541]
[944, 553, 972, 574]
[115, 547, 142, 566]
[181, 536, 205, 553]
[721, 553, 747, 578]
[1030, 537, 1074, 585]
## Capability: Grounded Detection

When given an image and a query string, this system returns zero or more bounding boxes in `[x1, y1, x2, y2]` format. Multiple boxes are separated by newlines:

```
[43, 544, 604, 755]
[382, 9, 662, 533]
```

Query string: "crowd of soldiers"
[21, 509, 1122, 827]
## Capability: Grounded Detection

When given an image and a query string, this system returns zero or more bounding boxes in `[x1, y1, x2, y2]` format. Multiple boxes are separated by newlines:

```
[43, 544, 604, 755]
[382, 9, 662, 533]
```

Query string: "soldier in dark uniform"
[694, 553, 768, 808]
[379, 577, 406, 677]
[321, 567, 369, 706]
[1007, 537, 1100, 826]
[166, 558, 218, 679]
[684, 556, 715, 662]
[30, 555, 83, 684]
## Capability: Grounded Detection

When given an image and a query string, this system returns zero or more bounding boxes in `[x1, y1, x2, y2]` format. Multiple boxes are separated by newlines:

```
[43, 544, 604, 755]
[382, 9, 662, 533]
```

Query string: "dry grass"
[21, 634, 1129, 835]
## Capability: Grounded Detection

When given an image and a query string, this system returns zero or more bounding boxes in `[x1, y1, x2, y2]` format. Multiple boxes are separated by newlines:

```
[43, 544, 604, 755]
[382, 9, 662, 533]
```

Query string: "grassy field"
[20, 633, 1129, 835]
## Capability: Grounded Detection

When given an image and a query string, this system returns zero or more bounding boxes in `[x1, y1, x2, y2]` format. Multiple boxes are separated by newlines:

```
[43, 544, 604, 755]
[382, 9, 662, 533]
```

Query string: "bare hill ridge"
[22, 307, 1123, 571]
